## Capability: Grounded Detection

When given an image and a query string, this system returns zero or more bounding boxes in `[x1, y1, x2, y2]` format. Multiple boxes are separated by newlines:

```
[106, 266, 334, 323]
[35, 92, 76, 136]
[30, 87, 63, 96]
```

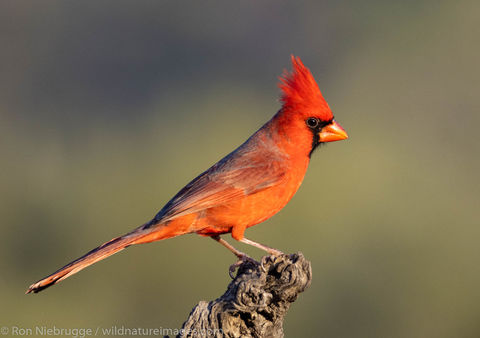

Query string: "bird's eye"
[306, 117, 319, 128]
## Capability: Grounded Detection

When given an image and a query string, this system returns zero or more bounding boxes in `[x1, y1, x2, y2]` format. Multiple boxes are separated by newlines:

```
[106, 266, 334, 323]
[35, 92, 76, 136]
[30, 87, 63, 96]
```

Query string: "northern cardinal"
[26, 56, 348, 294]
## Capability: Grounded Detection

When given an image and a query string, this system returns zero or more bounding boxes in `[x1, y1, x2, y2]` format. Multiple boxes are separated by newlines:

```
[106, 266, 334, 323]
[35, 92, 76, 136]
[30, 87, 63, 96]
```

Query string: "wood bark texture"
[178, 253, 312, 338]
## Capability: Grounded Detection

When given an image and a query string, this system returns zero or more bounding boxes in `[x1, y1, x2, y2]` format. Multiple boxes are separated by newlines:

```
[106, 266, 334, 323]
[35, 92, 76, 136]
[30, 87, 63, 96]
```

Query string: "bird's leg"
[211, 235, 247, 258]
[211, 235, 260, 278]
[240, 237, 284, 256]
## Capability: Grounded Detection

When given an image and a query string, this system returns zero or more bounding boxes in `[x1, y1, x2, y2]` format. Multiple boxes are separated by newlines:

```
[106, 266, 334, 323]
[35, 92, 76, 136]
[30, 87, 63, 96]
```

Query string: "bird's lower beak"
[318, 120, 348, 142]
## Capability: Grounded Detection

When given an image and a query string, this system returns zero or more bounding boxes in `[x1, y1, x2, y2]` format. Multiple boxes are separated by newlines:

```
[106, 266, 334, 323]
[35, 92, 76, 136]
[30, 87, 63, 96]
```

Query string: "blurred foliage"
[1, 1, 479, 337]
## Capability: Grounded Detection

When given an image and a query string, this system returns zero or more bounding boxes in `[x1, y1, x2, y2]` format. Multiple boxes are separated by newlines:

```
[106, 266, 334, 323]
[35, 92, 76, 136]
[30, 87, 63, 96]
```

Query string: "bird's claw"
[258, 250, 285, 273]
[260, 256, 270, 273]
[229, 254, 260, 279]
[228, 249, 285, 278]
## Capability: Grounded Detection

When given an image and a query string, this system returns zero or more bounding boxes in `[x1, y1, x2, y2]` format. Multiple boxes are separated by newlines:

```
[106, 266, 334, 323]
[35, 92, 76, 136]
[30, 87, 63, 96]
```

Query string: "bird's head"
[277, 56, 348, 155]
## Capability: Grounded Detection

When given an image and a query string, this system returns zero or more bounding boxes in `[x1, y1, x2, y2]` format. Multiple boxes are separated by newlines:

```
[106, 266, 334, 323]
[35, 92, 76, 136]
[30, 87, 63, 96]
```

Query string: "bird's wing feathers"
[154, 144, 287, 223]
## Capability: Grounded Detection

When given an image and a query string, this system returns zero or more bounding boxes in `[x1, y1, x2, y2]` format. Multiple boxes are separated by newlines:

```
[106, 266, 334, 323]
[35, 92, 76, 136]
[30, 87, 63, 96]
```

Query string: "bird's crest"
[279, 56, 332, 120]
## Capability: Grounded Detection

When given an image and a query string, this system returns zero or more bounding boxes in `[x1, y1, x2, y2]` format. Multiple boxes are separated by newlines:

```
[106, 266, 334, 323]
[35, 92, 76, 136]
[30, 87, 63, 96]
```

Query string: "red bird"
[26, 56, 348, 294]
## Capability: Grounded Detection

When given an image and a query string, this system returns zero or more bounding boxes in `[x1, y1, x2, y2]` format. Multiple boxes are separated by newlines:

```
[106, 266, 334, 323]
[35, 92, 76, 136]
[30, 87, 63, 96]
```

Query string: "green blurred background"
[1, 1, 479, 337]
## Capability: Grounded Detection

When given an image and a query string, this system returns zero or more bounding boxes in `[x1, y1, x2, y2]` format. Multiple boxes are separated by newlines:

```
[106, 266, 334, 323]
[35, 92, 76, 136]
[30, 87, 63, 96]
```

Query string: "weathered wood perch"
[178, 253, 312, 338]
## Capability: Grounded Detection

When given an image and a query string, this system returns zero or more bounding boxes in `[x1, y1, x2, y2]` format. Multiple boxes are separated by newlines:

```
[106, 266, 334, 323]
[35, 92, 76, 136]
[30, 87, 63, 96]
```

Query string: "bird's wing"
[153, 146, 288, 224]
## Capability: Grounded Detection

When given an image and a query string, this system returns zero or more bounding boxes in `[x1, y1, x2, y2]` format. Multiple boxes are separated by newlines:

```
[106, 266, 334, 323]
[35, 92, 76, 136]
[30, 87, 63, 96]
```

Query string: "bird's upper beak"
[318, 120, 348, 142]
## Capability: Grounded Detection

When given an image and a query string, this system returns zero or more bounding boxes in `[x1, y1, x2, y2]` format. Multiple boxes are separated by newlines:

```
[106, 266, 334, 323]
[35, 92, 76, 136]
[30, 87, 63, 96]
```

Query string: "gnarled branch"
[178, 253, 312, 338]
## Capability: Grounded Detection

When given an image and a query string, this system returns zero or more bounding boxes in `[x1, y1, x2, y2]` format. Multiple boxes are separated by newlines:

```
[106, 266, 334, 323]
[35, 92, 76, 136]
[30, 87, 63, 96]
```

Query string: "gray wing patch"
[152, 138, 288, 224]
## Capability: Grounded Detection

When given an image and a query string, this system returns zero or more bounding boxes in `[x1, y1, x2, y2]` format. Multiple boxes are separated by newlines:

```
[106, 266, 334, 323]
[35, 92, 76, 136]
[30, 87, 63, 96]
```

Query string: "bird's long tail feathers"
[26, 224, 172, 294]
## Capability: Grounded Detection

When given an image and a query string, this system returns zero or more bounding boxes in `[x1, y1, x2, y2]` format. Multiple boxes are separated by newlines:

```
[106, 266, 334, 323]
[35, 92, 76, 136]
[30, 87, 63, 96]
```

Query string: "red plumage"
[279, 56, 332, 121]
[26, 56, 348, 294]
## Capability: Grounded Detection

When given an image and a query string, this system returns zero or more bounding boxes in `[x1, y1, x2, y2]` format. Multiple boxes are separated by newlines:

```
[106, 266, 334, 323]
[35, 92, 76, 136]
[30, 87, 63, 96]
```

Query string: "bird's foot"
[266, 248, 284, 256]
[239, 237, 284, 257]
[258, 250, 284, 272]
[229, 254, 261, 279]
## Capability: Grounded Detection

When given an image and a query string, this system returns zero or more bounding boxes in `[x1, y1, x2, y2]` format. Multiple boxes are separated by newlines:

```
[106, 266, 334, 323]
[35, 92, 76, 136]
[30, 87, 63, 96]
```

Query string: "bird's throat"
[309, 135, 321, 158]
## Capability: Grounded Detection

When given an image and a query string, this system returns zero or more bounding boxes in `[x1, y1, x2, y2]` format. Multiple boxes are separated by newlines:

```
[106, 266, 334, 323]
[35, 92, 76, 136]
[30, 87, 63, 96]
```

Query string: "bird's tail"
[26, 223, 173, 294]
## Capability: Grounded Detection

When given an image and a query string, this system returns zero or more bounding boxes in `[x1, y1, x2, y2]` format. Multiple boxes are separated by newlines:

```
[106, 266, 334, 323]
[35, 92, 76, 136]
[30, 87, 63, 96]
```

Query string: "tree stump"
[178, 253, 312, 338]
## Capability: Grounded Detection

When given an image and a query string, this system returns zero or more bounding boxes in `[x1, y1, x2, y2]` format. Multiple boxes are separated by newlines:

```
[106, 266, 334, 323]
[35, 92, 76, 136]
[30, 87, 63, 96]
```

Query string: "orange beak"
[318, 120, 348, 142]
